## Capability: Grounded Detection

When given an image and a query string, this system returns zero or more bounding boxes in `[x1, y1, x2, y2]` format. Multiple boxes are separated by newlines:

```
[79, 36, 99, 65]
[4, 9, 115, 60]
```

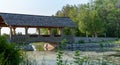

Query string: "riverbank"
[62, 43, 120, 51]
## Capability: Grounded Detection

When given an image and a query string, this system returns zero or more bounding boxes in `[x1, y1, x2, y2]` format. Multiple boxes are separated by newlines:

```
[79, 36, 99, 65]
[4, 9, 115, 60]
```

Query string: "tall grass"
[0, 36, 23, 65]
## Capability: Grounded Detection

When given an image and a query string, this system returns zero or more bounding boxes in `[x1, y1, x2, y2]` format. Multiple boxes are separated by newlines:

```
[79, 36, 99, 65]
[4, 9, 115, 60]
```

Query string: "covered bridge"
[0, 12, 77, 44]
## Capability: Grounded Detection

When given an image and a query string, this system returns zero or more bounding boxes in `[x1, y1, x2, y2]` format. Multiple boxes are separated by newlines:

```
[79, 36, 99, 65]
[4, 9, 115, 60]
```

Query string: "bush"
[78, 40, 85, 44]
[33, 42, 45, 51]
[0, 36, 22, 65]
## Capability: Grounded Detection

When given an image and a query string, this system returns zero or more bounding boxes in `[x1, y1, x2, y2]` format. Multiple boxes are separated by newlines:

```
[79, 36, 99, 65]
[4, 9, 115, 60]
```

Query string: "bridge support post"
[25, 27, 28, 36]
[9, 26, 13, 41]
[13, 27, 16, 35]
[0, 27, 1, 36]
[57, 28, 61, 35]
[61, 28, 64, 37]
[37, 27, 40, 35]
[48, 28, 53, 37]
[71, 28, 75, 37]
[51, 28, 54, 37]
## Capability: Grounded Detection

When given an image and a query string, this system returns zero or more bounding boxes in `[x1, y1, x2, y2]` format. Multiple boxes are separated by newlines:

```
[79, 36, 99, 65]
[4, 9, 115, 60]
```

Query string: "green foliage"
[78, 3, 105, 37]
[73, 50, 87, 65]
[94, 0, 120, 37]
[78, 40, 85, 44]
[55, 4, 83, 36]
[37, 45, 44, 51]
[61, 39, 67, 46]
[33, 42, 45, 51]
[56, 49, 63, 65]
[99, 43, 105, 52]
[0, 36, 22, 65]
[55, 4, 72, 17]
[56, 39, 67, 65]
[52, 28, 58, 35]
[0, 53, 6, 65]
[55, 0, 120, 37]
[64, 27, 71, 35]
[73, 50, 80, 64]
[40, 28, 48, 35]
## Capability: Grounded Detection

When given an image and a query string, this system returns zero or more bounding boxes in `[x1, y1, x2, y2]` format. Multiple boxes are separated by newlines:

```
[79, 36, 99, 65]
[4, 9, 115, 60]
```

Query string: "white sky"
[0, 0, 89, 35]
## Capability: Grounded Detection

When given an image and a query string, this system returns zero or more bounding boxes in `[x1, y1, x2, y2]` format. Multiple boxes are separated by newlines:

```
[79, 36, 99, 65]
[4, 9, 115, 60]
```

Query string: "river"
[21, 51, 120, 65]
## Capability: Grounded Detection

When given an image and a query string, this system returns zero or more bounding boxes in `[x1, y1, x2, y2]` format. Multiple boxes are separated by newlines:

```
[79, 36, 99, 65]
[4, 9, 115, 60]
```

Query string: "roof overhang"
[0, 16, 8, 27]
[0, 12, 77, 28]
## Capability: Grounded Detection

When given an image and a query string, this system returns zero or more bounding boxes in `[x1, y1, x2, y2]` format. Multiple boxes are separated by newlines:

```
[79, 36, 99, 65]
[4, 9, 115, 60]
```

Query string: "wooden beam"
[9, 26, 13, 40]
[57, 28, 61, 35]
[0, 16, 4, 22]
[37, 27, 40, 35]
[71, 28, 74, 37]
[0, 23, 8, 27]
[61, 28, 64, 37]
[11, 25, 64, 28]
[25, 27, 28, 35]
[13, 27, 16, 35]
[0, 27, 1, 35]
[48, 28, 51, 35]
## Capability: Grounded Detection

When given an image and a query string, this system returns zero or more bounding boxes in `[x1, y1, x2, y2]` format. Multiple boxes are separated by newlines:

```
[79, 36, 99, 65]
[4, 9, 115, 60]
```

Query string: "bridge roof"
[0, 12, 77, 28]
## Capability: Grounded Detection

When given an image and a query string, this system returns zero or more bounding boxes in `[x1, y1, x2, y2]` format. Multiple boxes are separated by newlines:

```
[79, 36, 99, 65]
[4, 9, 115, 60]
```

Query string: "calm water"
[24, 51, 120, 65]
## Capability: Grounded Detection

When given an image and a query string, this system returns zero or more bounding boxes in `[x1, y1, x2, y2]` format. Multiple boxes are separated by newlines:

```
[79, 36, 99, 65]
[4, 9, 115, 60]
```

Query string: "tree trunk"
[94, 33, 98, 38]
[92, 35, 94, 38]
[86, 34, 88, 37]
[86, 32, 88, 37]
[104, 33, 106, 38]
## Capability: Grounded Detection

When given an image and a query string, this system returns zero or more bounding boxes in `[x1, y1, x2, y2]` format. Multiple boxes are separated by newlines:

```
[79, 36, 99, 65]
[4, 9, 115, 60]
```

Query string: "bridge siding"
[10, 35, 75, 43]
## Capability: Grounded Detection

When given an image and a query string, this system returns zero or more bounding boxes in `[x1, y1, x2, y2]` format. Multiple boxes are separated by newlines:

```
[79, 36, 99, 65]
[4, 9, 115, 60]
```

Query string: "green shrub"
[56, 49, 63, 65]
[73, 50, 87, 65]
[78, 40, 85, 44]
[33, 42, 45, 51]
[0, 36, 22, 65]
[38, 45, 44, 51]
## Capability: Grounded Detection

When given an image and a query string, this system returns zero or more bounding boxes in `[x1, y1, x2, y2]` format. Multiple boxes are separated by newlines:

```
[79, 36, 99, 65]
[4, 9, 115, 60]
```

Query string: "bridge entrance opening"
[32, 42, 59, 51]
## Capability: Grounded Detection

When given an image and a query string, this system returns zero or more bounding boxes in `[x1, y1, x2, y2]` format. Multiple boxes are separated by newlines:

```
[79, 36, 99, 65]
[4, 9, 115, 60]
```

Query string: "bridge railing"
[10, 35, 75, 43]
[11, 35, 62, 43]
[64, 35, 75, 43]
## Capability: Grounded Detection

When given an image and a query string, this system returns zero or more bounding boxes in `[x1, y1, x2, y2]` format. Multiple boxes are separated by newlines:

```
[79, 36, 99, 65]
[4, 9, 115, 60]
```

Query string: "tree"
[55, 4, 75, 36]
[55, 4, 72, 17]
[55, 4, 84, 36]
[55, 0, 120, 37]
[78, 3, 105, 37]
[94, 0, 120, 37]
[69, 5, 83, 36]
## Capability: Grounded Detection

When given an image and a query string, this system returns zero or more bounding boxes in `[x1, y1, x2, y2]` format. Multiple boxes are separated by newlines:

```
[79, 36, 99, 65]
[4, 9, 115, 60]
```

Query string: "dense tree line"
[55, 0, 120, 37]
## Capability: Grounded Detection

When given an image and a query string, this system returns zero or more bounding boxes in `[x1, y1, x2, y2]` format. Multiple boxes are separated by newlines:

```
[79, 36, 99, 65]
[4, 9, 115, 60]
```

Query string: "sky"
[0, 0, 89, 34]
[0, 0, 89, 16]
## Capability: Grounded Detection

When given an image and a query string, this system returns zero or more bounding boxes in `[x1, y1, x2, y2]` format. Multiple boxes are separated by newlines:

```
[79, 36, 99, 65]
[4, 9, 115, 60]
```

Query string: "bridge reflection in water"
[10, 35, 74, 51]
[11, 35, 74, 43]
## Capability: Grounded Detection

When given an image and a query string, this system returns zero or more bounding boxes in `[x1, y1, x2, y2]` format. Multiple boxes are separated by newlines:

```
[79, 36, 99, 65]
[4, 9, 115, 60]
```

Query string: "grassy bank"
[33, 42, 46, 51]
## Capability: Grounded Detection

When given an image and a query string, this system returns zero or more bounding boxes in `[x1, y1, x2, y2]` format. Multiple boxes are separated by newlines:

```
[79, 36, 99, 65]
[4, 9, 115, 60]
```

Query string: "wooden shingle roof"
[0, 12, 77, 28]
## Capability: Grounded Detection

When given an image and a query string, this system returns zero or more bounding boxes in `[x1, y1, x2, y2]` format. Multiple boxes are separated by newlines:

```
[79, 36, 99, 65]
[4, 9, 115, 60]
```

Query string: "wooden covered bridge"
[0, 12, 77, 44]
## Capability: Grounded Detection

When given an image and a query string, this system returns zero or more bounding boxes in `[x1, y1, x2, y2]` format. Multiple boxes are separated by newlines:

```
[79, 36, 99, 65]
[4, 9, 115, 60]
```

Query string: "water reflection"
[24, 51, 120, 65]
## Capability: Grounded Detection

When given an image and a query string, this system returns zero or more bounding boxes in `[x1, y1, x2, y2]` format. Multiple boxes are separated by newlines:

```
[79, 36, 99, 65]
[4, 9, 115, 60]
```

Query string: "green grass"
[114, 39, 120, 44]
[33, 42, 46, 51]
[95, 39, 120, 44]
[114, 48, 120, 51]
[77, 40, 85, 44]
